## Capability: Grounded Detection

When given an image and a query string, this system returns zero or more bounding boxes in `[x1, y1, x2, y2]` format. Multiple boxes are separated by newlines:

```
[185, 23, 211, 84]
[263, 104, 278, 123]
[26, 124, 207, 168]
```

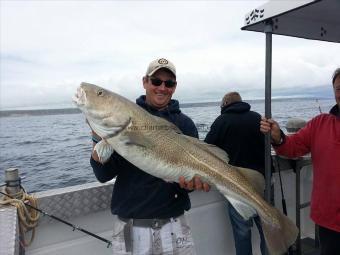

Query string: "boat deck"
[25, 183, 248, 255]
[1, 157, 317, 255]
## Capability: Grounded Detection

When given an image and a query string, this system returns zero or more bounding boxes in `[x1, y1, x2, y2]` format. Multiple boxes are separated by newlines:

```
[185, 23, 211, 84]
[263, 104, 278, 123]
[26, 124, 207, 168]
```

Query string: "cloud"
[1, 1, 339, 109]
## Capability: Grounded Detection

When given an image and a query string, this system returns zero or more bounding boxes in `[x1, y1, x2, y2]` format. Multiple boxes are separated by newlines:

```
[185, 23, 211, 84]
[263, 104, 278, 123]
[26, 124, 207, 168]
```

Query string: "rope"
[0, 187, 40, 246]
[0, 189, 113, 248]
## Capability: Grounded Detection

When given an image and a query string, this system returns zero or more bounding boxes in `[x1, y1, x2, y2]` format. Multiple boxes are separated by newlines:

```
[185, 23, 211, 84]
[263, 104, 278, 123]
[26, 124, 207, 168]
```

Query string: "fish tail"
[260, 207, 299, 255]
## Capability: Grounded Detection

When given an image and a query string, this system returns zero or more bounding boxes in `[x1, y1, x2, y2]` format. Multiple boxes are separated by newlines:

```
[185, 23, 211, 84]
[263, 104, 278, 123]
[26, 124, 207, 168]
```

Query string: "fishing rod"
[0, 189, 112, 248]
[274, 160, 293, 255]
[275, 159, 288, 215]
[315, 99, 322, 114]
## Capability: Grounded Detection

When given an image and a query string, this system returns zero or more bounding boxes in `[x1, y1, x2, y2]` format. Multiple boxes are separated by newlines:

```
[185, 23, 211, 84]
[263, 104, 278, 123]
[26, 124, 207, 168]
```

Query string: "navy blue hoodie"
[205, 101, 265, 175]
[90, 96, 198, 219]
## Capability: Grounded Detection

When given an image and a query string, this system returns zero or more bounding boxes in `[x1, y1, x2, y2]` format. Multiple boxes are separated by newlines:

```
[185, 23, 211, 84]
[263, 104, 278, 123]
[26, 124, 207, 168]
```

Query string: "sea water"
[0, 98, 334, 192]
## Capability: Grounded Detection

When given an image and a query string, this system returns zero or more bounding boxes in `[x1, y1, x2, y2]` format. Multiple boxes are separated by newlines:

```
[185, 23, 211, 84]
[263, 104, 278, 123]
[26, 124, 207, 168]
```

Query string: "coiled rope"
[0, 186, 40, 246]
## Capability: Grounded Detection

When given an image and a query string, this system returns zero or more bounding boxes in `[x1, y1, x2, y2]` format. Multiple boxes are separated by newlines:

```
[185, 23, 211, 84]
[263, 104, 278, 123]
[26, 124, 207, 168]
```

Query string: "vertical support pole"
[263, 20, 273, 255]
[264, 21, 273, 204]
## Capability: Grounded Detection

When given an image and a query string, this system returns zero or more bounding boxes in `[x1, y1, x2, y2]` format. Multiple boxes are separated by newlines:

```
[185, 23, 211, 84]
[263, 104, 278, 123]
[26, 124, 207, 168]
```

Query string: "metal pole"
[264, 21, 273, 204]
[263, 20, 273, 255]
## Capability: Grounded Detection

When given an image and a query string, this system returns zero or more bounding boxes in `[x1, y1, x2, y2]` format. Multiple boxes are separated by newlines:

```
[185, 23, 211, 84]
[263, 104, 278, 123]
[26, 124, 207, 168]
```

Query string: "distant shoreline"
[0, 97, 331, 118]
[0, 102, 220, 117]
[0, 108, 81, 118]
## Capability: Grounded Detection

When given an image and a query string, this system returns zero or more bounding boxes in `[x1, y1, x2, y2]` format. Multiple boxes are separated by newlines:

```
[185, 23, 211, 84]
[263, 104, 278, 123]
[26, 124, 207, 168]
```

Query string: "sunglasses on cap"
[149, 77, 177, 88]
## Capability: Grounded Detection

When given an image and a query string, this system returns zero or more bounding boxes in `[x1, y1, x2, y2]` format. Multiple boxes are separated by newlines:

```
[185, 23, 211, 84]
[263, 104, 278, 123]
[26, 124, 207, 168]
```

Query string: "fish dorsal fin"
[182, 135, 230, 163]
[151, 115, 183, 134]
[124, 131, 153, 148]
[236, 167, 265, 196]
[203, 143, 230, 163]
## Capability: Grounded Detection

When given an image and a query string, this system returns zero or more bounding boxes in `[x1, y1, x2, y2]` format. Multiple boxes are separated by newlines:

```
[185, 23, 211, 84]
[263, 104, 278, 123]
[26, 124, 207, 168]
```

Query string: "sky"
[1, 0, 339, 110]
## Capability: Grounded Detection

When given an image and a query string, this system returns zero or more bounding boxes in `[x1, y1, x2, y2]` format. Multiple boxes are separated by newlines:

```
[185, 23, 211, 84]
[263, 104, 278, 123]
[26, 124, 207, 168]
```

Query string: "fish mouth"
[72, 87, 86, 107]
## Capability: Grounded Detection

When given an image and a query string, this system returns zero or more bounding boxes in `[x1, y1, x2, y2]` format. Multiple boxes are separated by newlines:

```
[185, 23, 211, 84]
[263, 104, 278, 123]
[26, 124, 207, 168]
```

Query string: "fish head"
[73, 82, 130, 138]
[73, 82, 115, 118]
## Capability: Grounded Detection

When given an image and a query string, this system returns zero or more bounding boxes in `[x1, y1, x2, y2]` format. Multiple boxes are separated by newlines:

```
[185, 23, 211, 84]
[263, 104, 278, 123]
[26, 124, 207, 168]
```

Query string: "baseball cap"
[146, 58, 176, 77]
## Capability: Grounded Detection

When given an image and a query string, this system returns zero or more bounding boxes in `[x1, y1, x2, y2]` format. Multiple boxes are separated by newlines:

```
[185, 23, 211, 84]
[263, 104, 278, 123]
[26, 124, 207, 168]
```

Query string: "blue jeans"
[228, 203, 267, 255]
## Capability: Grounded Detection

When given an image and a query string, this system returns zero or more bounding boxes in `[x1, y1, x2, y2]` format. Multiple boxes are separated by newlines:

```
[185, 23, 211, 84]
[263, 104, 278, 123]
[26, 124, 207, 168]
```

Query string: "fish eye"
[97, 90, 104, 96]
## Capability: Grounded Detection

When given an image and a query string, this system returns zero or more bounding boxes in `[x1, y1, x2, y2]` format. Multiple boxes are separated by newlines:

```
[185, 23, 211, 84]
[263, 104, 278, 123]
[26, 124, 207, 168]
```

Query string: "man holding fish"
[89, 58, 209, 255]
[74, 58, 299, 255]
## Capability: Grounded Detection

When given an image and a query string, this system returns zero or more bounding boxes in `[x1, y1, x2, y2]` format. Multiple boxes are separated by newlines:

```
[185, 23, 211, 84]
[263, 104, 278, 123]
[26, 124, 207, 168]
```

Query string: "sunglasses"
[149, 77, 177, 88]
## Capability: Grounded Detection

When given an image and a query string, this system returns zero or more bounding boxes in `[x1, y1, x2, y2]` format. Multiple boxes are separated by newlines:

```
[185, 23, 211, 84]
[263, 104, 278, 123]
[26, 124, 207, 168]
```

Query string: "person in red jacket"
[260, 67, 340, 255]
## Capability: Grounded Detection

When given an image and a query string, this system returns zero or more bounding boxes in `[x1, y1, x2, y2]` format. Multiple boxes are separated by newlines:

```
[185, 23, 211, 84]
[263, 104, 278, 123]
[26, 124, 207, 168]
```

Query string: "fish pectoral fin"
[102, 116, 122, 127]
[236, 167, 265, 196]
[94, 140, 114, 163]
[103, 117, 132, 139]
[226, 196, 257, 220]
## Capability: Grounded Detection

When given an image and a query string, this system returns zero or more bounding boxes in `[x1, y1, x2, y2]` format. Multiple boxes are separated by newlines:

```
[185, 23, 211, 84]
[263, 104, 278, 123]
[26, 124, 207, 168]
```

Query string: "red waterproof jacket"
[274, 105, 340, 232]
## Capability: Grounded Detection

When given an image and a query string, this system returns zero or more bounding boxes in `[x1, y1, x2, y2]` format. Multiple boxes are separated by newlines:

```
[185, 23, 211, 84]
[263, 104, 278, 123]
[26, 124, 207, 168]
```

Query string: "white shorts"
[111, 215, 196, 255]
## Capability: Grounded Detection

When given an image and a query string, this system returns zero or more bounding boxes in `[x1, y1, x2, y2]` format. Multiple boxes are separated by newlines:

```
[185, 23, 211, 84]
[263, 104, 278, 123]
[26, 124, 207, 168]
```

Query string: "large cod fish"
[73, 82, 298, 255]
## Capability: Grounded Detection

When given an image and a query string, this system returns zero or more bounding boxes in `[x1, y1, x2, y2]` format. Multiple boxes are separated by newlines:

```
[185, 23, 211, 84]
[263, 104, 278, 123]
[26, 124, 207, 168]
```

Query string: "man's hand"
[260, 117, 281, 144]
[178, 176, 210, 192]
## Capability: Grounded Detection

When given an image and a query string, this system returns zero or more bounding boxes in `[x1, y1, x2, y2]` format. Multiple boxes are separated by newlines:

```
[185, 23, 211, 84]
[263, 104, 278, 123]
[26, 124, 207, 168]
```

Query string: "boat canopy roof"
[241, 0, 340, 43]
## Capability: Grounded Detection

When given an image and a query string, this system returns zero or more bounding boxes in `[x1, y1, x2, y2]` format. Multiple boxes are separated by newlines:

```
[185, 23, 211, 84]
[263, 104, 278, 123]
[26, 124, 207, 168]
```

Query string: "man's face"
[143, 69, 177, 110]
[334, 75, 340, 108]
